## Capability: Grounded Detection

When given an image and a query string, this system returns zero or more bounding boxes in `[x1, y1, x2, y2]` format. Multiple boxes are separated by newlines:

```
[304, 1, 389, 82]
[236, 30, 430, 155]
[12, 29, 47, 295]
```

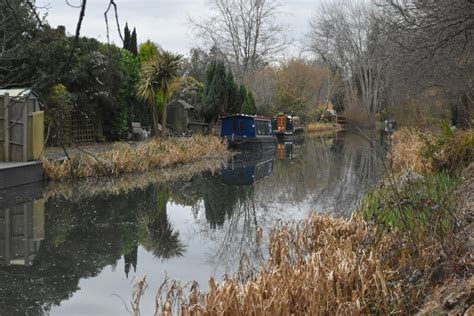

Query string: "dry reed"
[42, 135, 230, 181]
[388, 127, 432, 174]
[389, 127, 474, 175]
[306, 122, 343, 134]
[137, 209, 468, 315]
[43, 158, 226, 201]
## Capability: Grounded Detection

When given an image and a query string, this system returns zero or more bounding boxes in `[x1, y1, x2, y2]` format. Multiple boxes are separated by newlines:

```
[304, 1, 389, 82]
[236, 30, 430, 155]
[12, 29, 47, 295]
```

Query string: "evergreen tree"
[201, 61, 227, 122]
[203, 61, 217, 98]
[123, 23, 131, 51]
[237, 85, 247, 112]
[131, 28, 138, 56]
[226, 71, 240, 114]
[242, 90, 257, 115]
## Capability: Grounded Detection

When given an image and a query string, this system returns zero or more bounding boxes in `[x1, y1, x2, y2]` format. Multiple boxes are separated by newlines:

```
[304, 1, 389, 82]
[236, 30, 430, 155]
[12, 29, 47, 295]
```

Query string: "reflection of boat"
[222, 150, 274, 185]
[276, 141, 302, 161]
[221, 115, 276, 150]
[272, 114, 305, 141]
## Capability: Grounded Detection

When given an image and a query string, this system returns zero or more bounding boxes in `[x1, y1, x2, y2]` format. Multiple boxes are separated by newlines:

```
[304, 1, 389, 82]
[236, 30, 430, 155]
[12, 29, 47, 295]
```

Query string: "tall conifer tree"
[131, 28, 138, 56]
[124, 23, 131, 51]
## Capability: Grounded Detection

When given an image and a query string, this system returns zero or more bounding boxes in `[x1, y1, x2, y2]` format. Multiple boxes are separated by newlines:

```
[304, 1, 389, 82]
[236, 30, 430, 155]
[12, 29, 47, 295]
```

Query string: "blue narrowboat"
[220, 115, 276, 150]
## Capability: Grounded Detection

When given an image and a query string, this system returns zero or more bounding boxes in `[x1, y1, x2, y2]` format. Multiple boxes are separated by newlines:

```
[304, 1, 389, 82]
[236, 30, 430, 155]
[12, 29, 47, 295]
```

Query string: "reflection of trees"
[0, 184, 186, 315]
[139, 186, 186, 260]
[257, 132, 386, 216]
[202, 179, 253, 229]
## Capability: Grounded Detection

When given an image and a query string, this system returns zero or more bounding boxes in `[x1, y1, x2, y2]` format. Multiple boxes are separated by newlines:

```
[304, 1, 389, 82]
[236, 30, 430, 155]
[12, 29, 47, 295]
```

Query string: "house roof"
[0, 88, 38, 99]
[169, 99, 194, 109]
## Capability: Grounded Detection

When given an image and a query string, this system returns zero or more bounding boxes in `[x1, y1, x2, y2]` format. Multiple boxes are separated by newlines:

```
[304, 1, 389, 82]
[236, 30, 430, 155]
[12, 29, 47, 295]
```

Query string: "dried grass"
[42, 136, 229, 181]
[389, 127, 474, 175]
[130, 212, 468, 315]
[388, 127, 433, 174]
[43, 158, 226, 201]
[306, 122, 343, 134]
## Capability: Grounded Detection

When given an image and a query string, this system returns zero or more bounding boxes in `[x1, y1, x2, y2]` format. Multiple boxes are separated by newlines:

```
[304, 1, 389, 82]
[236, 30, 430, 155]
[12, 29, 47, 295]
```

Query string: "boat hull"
[275, 129, 305, 142]
[275, 133, 305, 142]
[224, 135, 276, 150]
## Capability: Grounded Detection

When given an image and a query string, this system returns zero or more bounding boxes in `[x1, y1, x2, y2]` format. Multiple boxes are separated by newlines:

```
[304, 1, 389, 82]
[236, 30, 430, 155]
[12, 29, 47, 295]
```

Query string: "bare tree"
[308, 0, 388, 114]
[381, 0, 473, 127]
[190, 0, 290, 79]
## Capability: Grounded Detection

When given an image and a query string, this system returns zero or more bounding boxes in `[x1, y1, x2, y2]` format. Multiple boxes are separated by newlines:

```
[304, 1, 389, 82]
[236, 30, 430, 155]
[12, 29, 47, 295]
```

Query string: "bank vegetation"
[42, 135, 229, 181]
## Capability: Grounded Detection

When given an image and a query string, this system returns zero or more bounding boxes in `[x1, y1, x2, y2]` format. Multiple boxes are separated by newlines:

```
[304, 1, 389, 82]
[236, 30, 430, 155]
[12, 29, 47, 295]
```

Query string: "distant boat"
[272, 114, 305, 141]
[220, 114, 276, 150]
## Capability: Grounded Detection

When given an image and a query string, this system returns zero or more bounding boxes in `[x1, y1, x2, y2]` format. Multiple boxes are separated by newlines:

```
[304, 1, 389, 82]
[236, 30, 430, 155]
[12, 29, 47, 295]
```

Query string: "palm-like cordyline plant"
[137, 49, 182, 137]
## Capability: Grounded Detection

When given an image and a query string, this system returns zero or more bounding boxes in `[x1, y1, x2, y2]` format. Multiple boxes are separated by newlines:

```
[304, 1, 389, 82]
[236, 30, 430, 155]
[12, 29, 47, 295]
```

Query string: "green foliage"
[420, 124, 474, 174]
[137, 48, 183, 136]
[360, 172, 460, 237]
[201, 61, 228, 122]
[272, 89, 306, 117]
[124, 23, 138, 56]
[45, 84, 73, 142]
[130, 28, 138, 56]
[111, 99, 129, 140]
[201, 62, 255, 121]
[226, 71, 241, 114]
[124, 23, 131, 51]
[242, 90, 257, 115]
[139, 40, 159, 64]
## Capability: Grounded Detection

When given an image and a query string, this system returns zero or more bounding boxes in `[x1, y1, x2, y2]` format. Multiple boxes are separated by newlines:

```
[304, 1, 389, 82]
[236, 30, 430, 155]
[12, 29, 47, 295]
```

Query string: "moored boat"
[272, 114, 305, 141]
[220, 114, 276, 150]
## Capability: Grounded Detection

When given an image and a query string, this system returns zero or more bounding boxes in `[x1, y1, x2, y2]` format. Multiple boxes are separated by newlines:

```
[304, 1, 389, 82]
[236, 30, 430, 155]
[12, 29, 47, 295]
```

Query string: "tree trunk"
[161, 99, 167, 137]
[152, 103, 159, 137]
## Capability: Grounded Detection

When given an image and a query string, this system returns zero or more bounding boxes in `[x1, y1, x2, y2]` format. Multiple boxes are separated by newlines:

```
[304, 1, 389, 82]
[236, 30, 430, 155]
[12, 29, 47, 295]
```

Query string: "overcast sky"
[37, 0, 321, 57]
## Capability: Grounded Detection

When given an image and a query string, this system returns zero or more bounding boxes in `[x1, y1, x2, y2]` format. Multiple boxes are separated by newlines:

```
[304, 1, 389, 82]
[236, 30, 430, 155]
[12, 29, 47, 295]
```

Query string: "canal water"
[0, 132, 388, 315]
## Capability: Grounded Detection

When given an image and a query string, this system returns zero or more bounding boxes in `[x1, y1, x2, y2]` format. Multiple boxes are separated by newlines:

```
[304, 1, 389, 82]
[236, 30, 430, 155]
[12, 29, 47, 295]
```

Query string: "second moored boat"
[272, 114, 305, 141]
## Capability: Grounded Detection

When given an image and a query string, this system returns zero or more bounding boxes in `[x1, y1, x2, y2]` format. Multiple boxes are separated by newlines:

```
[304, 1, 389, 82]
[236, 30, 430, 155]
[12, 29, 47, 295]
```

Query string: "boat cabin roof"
[222, 114, 271, 122]
[221, 114, 273, 138]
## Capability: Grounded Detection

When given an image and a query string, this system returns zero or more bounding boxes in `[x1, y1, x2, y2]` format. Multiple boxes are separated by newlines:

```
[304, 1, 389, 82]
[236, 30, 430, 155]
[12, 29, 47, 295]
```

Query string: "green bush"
[360, 172, 460, 238]
[420, 122, 474, 173]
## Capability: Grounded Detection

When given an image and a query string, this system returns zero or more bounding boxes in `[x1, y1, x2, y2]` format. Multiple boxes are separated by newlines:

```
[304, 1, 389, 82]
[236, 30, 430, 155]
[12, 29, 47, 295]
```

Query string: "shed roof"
[0, 88, 38, 99]
[169, 99, 194, 109]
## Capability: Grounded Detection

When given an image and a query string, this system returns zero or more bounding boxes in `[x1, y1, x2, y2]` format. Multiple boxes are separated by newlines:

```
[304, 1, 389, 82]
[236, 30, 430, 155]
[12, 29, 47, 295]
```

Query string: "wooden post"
[22, 98, 28, 161]
[4, 208, 10, 264]
[24, 203, 29, 266]
[4, 93, 9, 162]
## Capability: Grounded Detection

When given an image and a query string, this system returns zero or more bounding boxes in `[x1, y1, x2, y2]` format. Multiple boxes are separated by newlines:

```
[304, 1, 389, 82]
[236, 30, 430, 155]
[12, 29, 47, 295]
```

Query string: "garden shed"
[167, 99, 208, 133]
[0, 89, 44, 162]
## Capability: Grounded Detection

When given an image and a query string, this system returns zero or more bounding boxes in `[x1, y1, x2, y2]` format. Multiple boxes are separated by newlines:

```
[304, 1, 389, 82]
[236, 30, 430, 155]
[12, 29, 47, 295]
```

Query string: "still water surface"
[0, 132, 388, 315]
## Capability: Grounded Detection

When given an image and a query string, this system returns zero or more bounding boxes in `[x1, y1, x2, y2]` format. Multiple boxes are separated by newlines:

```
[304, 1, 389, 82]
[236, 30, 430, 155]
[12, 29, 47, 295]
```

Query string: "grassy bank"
[131, 127, 473, 315]
[306, 122, 343, 133]
[42, 135, 230, 181]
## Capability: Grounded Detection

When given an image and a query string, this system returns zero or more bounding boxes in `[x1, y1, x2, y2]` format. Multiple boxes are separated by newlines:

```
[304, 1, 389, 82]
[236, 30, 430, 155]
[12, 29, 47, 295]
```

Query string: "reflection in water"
[0, 131, 388, 315]
[276, 139, 303, 161]
[139, 186, 186, 260]
[223, 150, 274, 185]
[0, 199, 44, 267]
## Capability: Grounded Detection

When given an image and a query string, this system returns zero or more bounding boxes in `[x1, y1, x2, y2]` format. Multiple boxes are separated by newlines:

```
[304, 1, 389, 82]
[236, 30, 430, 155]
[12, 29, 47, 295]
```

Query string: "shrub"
[389, 126, 474, 175]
